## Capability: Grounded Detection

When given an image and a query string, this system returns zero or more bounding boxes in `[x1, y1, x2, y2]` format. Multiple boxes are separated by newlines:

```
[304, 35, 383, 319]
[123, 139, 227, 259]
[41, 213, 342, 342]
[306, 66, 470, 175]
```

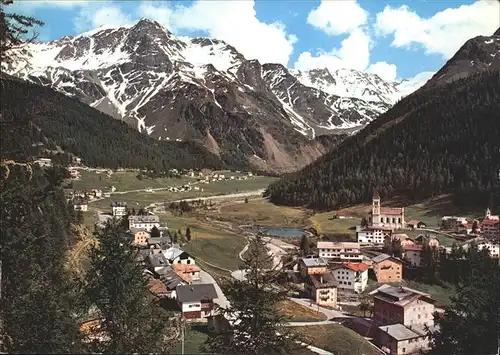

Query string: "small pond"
[260, 227, 306, 237]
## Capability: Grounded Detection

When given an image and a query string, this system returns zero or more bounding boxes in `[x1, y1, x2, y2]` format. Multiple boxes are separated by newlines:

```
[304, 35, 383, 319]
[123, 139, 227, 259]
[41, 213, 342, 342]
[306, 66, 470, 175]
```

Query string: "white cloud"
[74, 4, 133, 33]
[137, 3, 174, 30]
[367, 62, 398, 82]
[307, 0, 368, 36]
[374, 0, 500, 58]
[164, 0, 297, 65]
[295, 27, 399, 81]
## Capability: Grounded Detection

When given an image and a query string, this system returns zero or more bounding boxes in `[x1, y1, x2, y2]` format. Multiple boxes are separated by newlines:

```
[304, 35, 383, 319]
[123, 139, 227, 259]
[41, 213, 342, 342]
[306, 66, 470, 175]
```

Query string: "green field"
[72, 170, 194, 191]
[171, 325, 208, 354]
[292, 324, 382, 355]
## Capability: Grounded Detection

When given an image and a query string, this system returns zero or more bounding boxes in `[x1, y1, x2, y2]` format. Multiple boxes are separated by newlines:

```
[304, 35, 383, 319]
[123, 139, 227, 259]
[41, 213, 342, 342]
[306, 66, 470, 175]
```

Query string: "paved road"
[198, 270, 230, 310]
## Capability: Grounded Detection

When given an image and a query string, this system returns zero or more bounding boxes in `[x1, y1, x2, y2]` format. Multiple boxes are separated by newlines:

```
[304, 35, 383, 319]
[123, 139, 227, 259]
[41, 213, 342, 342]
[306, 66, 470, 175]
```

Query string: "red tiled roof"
[380, 208, 404, 215]
[407, 220, 423, 225]
[173, 263, 200, 273]
[343, 262, 370, 272]
[404, 245, 423, 252]
[482, 219, 500, 226]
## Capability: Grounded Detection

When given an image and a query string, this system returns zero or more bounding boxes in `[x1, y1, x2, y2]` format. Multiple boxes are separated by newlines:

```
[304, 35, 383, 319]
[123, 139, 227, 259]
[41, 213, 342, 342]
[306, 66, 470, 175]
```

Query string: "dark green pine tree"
[150, 225, 161, 238]
[427, 244, 499, 355]
[299, 234, 310, 256]
[83, 219, 177, 353]
[203, 234, 304, 355]
[0, 163, 82, 353]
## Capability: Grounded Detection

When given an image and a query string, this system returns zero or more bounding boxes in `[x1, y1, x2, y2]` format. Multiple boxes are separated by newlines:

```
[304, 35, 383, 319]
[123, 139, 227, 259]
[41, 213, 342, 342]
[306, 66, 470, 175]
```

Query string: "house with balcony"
[371, 254, 404, 283]
[176, 284, 218, 321]
[305, 272, 338, 308]
[111, 201, 127, 217]
[298, 257, 329, 278]
[317, 241, 364, 263]
[403, 244, 424, 267]
[128, 228, 150, 247]
[377, 323, 436, 355]
[331, 263, 370, 293]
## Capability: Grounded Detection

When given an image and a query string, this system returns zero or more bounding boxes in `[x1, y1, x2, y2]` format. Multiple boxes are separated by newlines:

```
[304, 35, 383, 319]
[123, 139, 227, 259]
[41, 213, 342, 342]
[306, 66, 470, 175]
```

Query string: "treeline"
[0, 76, 226, 171]
[265, 70, 500, 210]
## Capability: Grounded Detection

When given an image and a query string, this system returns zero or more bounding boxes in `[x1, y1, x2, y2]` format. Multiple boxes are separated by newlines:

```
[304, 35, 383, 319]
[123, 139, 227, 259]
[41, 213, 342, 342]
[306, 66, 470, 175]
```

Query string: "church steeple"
[486, 207, 492, 219]
[372, 188, 381, 225]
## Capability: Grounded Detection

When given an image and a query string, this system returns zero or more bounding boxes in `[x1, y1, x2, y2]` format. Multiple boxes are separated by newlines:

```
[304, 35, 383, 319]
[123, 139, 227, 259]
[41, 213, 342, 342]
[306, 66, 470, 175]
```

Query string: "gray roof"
[158, 266, 185, 290]
[111, 201, 127, 207]
[176, 284, 218, 303]
[370, 284, 434, 306]
[147, 253, 168, 268]
[129, 215, 160, 223]
[308, 272, 337, 289]
[372, 253, 402, 264]
[148, 237, 170, 245]
[378, 324, 423, 341]
[301, 257, 328, 267]
[164, 247, 186, 261]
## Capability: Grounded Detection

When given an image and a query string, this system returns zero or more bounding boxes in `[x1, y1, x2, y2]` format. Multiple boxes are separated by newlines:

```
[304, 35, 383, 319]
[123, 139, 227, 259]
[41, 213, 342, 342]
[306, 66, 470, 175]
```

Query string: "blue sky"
[8, 0, 500, 81]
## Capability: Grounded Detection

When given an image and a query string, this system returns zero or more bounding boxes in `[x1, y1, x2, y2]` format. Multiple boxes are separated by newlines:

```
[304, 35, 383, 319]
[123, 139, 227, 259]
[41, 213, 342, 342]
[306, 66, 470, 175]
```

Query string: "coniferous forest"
[0, 76, 226, 171]
[265, 70, 500, 210]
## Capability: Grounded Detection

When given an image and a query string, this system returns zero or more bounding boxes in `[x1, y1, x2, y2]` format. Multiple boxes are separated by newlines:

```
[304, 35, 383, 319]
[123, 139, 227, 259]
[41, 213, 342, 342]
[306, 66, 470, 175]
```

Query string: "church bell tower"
[372, 189, 381, 226]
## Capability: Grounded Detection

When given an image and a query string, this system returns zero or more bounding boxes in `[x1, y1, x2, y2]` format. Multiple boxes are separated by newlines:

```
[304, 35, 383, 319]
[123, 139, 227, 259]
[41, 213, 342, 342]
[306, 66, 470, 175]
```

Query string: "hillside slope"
[265, 70, 500, 209]
[0, 76, 224, 171]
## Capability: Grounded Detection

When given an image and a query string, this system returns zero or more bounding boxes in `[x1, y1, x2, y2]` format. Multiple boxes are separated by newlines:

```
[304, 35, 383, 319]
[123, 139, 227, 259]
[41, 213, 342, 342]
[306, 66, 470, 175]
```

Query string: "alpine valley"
[3, 18, 432, 172]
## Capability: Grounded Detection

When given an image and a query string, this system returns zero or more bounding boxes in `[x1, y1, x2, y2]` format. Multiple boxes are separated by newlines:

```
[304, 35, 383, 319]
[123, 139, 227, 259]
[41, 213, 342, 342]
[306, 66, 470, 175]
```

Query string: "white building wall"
[333, 268, 368, 293]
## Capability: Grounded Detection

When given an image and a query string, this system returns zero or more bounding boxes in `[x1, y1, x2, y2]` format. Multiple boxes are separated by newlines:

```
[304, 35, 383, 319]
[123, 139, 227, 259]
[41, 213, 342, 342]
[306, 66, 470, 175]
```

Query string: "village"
[67, 173, 500, 355]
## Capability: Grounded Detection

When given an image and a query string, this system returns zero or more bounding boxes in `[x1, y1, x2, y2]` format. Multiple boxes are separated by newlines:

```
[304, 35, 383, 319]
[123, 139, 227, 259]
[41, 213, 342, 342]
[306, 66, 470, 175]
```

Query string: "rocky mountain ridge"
[3, 18, 429, 172]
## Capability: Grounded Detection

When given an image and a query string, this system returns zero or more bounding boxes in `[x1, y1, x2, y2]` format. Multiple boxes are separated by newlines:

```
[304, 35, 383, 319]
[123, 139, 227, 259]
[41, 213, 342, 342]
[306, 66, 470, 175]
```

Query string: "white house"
[74, 198, 88, 212]
[317, 241, 364, 263]
[357, 226, 393, 245]
[462, 241, 499, 258]
[128, 215, 160, 232]
[332, 263, 370, 293]
[403, 245, 424, 267]
[164, 247, 196, 265]
[176, 284, 218, 321]
[111, 201, 127, 217]
[33, 158, 52, 167]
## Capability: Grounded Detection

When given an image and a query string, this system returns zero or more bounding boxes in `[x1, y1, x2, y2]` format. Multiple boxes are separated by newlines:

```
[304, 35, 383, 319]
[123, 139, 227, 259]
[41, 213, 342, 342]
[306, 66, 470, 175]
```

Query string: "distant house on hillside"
[128, 215, 160, 232]
[73, 198, 88, 212]
[407, 220, 426, 230]
[111, 201, 127, 217]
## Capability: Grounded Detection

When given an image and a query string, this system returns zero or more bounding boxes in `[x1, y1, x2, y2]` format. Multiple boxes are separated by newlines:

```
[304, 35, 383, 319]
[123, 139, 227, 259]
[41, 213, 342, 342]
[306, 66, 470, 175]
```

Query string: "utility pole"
[181, 317, 185, 355]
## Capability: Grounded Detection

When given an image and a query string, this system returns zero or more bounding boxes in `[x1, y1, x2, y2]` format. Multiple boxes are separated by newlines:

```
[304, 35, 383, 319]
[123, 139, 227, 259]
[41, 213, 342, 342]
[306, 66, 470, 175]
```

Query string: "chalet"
[414, 235, 440, 248]
[392, 234, 415, 248]
[406, 220, 426, 230]
[457, 222, 474, 235]
[356, 226, 393, 245]
[128, 228, 150, 246]
[73, 198, 88, 212]
[331, 263, 370, 293]
[298, 257, 329, 278]
[305, 272, 338, 308]
[176, 284, 218, 321]
[147, 236, 171, 248]
[371, 254, 404, 283]
[164, 247, 196, 265]
[317, 241, 364, 263]
[128, 215, 160, 232]
[370, 284, 436, 328]
[403, 245, 423, 267]
[111, 201, 127, 217]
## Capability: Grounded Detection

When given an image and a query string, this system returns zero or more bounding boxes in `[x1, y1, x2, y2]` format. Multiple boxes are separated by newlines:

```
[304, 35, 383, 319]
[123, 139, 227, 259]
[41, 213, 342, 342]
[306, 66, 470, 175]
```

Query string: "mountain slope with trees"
[0, 75, 225, 171]
[265, 70, 500, 210]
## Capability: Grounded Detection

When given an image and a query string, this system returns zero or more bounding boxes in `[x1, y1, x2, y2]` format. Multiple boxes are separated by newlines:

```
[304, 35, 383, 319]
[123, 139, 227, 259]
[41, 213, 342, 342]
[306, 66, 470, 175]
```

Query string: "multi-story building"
[371, 285, 437, 355]
[371, 254, 404, 283]
[331, 263, 370, 293]
[369, 190, 406, 229]
[370, 284, 436, 328]
[482, 208, 500, 238]
[317, 241, 364, 263]
[128, 215, 160, 232]
[111, 201, 127, 217]
[357, 226, 393, 245]
[299, 257, 329, 278]
[176, 284, 218, 321]
[305, 272, 338, 308]
[128, 228, 150, 246]
[441, 216, 468, 231]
